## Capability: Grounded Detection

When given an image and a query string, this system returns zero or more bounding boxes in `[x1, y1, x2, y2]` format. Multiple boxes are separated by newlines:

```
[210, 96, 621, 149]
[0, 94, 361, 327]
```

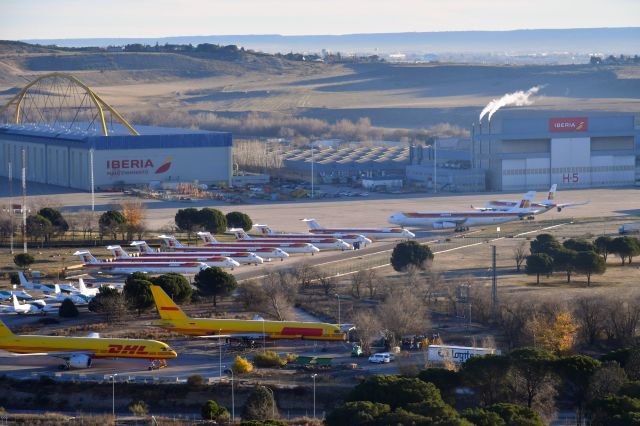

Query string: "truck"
[619, 223, 640, 235]
[427, 345, 500, 365]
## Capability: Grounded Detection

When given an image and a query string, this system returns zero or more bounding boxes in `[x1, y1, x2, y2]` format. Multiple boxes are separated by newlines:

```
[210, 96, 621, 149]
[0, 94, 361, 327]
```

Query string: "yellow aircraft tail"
[150, 285, 189, 321]
[0, 320, 14, 337]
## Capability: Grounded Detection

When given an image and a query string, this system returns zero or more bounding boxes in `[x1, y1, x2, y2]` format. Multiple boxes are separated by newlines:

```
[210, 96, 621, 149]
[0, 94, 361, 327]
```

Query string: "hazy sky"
[2, 0, 640, 39]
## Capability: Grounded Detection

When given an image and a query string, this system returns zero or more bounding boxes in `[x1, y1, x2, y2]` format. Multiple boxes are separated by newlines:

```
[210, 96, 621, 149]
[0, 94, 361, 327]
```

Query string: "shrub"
[58, 299, 79, 318]
[226, 211, 253, 231]
[201, 399, 229, 421]
[390, 241, 433, 272]
[232, 355, 254, 374]
[187, 374, 205, 388]
[13, 253, 35, 271]
[128, 400, 149, 416]
[253, 351, 285, 368]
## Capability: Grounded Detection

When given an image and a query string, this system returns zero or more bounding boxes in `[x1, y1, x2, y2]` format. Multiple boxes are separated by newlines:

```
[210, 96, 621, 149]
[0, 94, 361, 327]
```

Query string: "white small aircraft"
[389, 191, 539, 230]
[2, 294, 58, 314]
[473, 184, 589, 213]
[44, 285, 92, 305]
[253, 224, 372, 248]
[18, 271, 79, 294]
[302, 218, 416, 239]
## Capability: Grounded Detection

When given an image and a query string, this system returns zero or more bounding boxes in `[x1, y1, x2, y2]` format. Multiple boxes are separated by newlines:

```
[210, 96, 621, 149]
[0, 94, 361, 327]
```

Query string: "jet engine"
[68, 354, 92, 369]
[432, 222, 457, 229]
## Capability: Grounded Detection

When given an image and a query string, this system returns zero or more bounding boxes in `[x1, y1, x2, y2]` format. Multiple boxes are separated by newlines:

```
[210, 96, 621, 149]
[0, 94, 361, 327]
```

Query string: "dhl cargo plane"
[0, 319, 176, 369]
[149, 285, 346, 341]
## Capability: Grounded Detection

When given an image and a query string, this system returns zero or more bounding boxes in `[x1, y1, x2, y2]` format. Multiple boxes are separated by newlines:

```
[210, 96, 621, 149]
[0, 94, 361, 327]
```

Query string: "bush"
[232, 355, 254, 374]
[187, 374, 205, 388]
[201, 399, 229, 421]
[58, 299, 79, 318]
[390, 241, 433, 272]
[253, 351, 285, 368]
[128, 400, 149, 416]
[151, 273, 192, 304]
[242, 386, 278, 421]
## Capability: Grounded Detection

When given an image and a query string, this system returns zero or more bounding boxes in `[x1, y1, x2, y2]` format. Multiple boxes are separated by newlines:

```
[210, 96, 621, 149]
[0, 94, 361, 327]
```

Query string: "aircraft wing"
[471, 205, 495, 212]
[195, 333, 269, 340]
[555, 201, 590, 210]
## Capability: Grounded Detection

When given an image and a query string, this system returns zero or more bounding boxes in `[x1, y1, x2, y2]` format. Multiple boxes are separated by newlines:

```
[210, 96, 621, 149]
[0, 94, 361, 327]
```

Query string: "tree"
[507, 348, 558, 412]
[226, 211, 253, 231]
[13, 253, 35, 271]
[588, 361, 628, 400]
[352, 310, 381, 356]
[553, 248, 577, 283]
[563, 238, 595, 253]
[377, 290, 428, 347]
[532, 310, 578, 354]
[242, 386, 277, 420]
[525, 253, 553, 284]
[325, 401, 391, 426]
[556, 355, 601, 426]
[513, 241, 528, 272]
[574, 251, 606, 286]
[88, 286, 127, 323]
[175, 208, 200, 242]
[119, 200, 146, 240]
[38, 207, 68, 239]
[588, 395, 640, 426]
[232, 355, 254, 374]
[58, 298, 79, 318]
[201, 400, 230, 422]
[390, 240, 433, 272]
[194, 267, 237, 306]
[460, 354, 510, 406]
[530, 234, 561, 257]
[484, 403, 544, 426]
[198, 208, 227, 234]
[99, 210, 126, 240]
[151, 273, 192, 303]
[123, 275, 154, 316]
[574, 297, 606, 346]
[26, 214, 52, 246]
[609, 236, 640, 265]
[594, 236, 613, 262]
[418, 368, 461, 406]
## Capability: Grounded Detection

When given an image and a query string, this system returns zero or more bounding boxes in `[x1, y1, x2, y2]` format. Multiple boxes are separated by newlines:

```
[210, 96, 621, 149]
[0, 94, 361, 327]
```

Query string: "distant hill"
[22, 27, 640, 56]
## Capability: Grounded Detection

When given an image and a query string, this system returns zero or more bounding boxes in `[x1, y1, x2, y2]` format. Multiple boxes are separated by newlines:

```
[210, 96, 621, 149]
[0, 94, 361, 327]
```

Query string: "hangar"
[0, 73, 232, 190]
[473, 112, 640, 191]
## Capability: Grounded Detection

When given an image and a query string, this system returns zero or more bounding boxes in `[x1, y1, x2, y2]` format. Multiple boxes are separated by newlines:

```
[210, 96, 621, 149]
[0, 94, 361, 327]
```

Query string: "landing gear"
[148, 359, 168, 370]
[455, 226, 469, 232]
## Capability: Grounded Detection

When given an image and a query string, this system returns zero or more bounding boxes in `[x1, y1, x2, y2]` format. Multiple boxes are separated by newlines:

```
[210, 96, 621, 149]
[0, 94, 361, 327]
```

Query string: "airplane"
[191, 232, 320, 255]
[43, 285, 92, 305]
[0, 294, 59, 314]
[156, 236, 291, 261]
[106, 245, 242, 269]
[0, 289, 33, 301]
[129, 241, 265, 265]
[388, 191, 539, 231]
[73, 250, 213, 275]
[252, 224, 372, 247]
[230, 228, 352, 251]
[149, 285, 346, 341]
[18, 271, 79, 294]
[473, 184, 589, 213]
[76, 278, 100, 297]
[302, 218, 416, 240]
[0, 319, 176, 369]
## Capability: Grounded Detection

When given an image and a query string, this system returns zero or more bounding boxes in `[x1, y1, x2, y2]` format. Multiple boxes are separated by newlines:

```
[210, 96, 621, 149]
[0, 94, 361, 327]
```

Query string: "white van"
[368, 352, 395, 364]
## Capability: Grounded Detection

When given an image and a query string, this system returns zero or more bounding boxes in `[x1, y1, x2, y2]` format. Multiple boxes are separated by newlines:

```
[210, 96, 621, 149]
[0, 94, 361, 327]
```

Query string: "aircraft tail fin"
[78, 278, 87, 293]
[302, 218, 322, 230]
[254, 224, 273, 235]
[196, 232, 217, 244]
[18, 271, 30, 287]
[545, 184, 558, 204]
[54, 284, 61, 294]
[106, 245, 129, 259]
[158, 235, 184, 249]
[0, 320, 13, 337]
[131, 241, 155, 254]
[11, 294, 20, 309]
[511, 191, 536, 211]
[73, 251, 98, 264]
[150, 285, 189, 321]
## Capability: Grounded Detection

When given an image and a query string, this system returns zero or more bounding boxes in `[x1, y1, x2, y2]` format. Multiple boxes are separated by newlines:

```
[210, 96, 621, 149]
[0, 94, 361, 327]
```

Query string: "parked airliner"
[302, 218, 415, 239]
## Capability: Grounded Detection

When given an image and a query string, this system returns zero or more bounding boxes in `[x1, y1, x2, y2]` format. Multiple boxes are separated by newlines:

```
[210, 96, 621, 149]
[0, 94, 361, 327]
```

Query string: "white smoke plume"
[479, 86, 544, 122]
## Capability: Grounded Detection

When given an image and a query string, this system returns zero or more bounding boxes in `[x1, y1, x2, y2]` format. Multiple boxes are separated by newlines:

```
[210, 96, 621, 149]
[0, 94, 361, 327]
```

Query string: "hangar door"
[550, 138, 590, 187]
[501, 158, 550, 191]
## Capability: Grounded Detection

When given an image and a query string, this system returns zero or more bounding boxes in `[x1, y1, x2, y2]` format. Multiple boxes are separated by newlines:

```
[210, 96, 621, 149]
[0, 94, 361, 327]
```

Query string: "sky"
[2, 0, 640, 40]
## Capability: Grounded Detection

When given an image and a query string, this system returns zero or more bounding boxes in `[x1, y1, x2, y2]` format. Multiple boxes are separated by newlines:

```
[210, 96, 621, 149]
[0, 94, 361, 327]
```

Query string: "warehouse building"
[473, 112, 640, 191]
[0, 123, 233, 190]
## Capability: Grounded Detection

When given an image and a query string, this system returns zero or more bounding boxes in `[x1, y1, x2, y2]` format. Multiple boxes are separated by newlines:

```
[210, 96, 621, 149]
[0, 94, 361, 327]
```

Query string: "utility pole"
[21, 149, 27, 253]
[310, 142, 315, 199]
[491, 245, 497, 321]
[433, 138, 437, 193]
[89, 148, 95, 212]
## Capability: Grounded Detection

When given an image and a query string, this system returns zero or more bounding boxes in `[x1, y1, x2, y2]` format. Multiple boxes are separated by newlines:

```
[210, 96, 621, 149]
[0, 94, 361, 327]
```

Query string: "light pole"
[311, 374, 318, 419]
[223, 365, 235, 422]
[262, 318, 266, 353]
[433, 138, 438, 194]
[7, 161, 13, 254]
[334, 294, 341, 326]
[218, 328, 222, 380]
[111, 373, 118, 423]
[311, 142, 315, 199]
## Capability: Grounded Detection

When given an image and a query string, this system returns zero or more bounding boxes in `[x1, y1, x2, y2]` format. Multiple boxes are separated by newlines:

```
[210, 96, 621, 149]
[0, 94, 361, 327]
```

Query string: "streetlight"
[111, 373, 118, 423]
[334, 294, 341, 326]
[218, 328, 222, 380]
[262, 317, 266, 353]
[311, 374, 318, 419]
